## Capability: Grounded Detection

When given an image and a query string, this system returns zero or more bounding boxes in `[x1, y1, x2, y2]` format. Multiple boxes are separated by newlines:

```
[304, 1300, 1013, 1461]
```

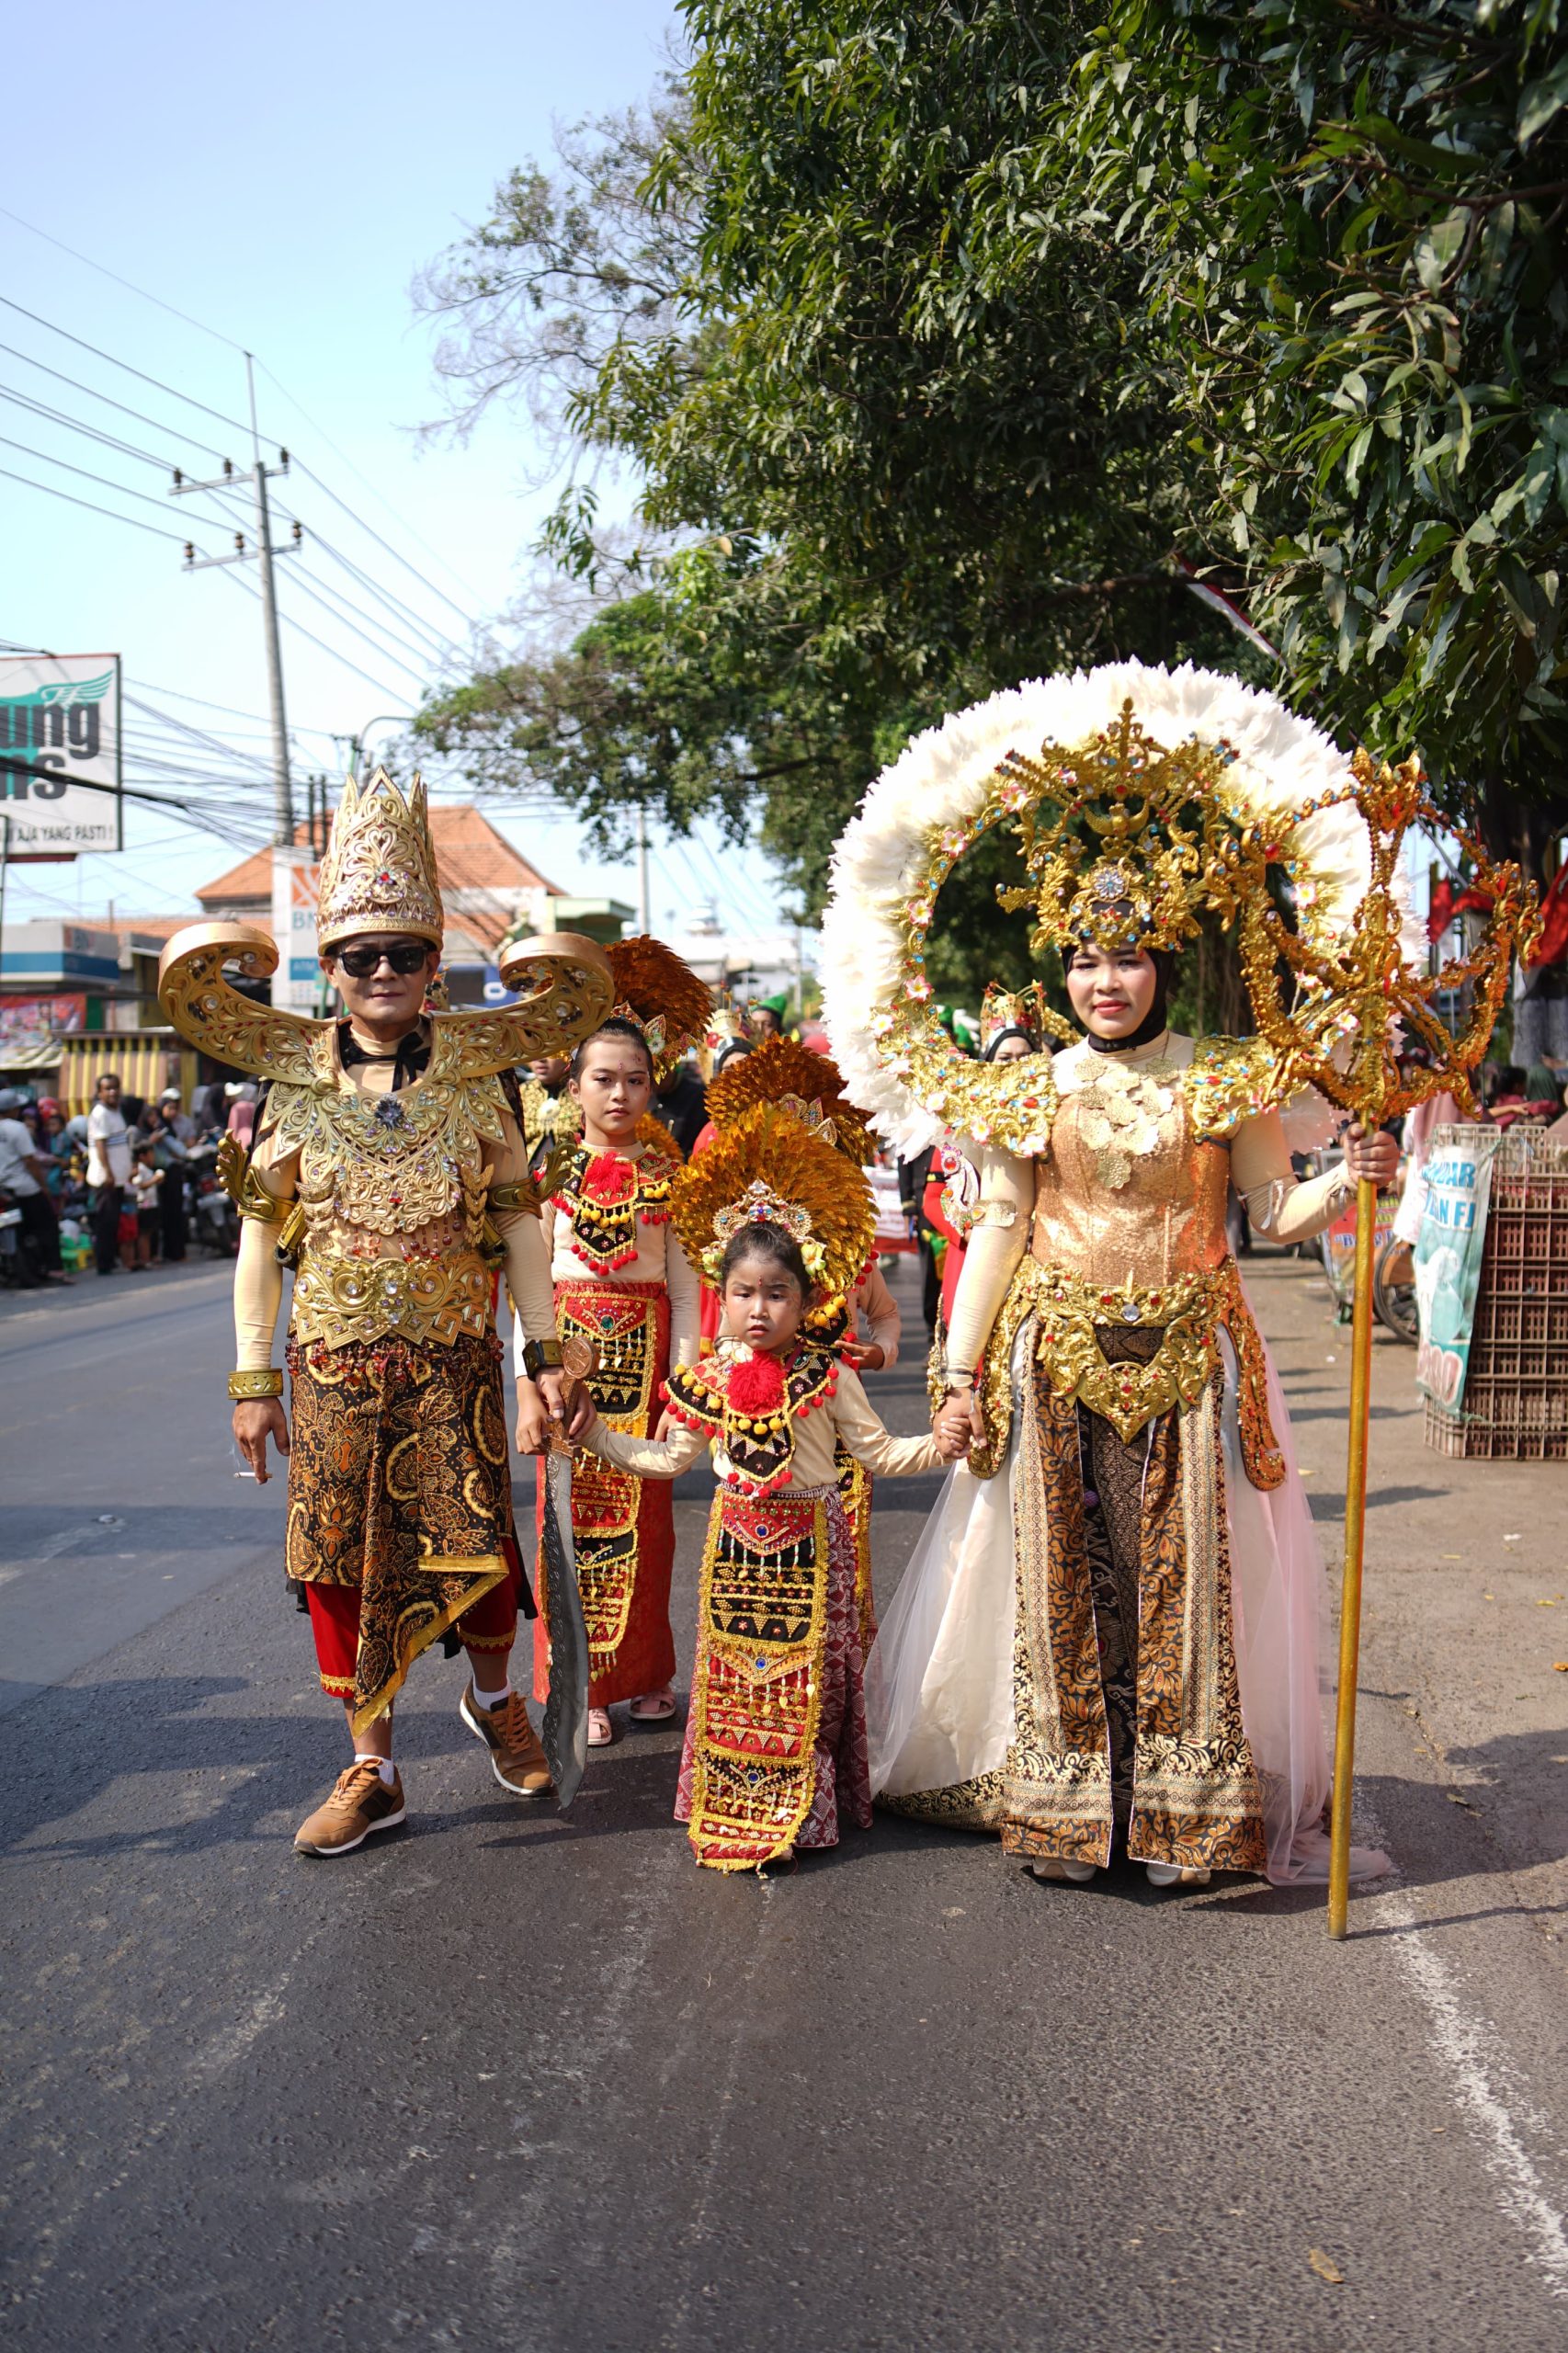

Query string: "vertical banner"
[0, 654, 121, 851]
[270, 845, 323, 1012]
[1415, 1127, 1499, 1414]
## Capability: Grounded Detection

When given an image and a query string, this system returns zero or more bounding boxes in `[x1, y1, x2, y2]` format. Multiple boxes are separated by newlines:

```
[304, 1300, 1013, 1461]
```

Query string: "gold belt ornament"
[971, 1255, 1283, 1484]
[290, 1247, 493, 1350]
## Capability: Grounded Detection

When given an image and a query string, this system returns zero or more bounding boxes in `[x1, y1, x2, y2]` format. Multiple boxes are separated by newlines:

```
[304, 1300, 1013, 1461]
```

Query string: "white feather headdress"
[820, 661, 1418, 1156]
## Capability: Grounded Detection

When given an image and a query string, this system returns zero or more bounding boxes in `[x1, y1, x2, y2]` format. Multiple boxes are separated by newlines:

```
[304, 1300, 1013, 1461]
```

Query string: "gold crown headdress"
[316, 768, 443, 953]
[995, 702, 1255, 955]
[705, 1034, 876, 1165]
[671, 1103, 875, 1295]
[697, 1002, 752, 1081]
[979, 980, 1064, 1051]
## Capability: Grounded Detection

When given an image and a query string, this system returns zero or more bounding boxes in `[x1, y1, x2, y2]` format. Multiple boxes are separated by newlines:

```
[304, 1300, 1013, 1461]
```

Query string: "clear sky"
[0, 0, 789, 949]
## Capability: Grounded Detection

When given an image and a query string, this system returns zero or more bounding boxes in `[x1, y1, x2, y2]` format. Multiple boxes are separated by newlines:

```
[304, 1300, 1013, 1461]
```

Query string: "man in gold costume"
[158, 772, 611, 1857]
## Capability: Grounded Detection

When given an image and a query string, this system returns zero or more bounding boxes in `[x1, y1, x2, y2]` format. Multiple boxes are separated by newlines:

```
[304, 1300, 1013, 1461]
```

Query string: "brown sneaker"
[293, 1759, 406, 1857]
[460, 1684, 553, 1799]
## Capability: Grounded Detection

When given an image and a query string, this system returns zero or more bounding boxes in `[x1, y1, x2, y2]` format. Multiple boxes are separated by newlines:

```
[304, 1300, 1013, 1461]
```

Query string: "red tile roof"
[198, 805, 561, 922]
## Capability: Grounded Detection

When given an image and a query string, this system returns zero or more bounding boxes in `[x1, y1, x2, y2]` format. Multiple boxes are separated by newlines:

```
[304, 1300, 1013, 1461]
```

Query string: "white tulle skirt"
[869, 1305, 1387, 1886]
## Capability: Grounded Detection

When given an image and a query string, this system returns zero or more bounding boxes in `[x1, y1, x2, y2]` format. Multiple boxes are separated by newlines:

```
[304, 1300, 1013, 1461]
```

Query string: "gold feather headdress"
[671, 1104, 875, 1295]
[705, 1034, 876, 1165]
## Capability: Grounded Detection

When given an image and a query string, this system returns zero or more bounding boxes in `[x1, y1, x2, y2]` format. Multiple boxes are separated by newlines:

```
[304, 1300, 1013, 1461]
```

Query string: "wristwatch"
[522, 1336, 564, 1380]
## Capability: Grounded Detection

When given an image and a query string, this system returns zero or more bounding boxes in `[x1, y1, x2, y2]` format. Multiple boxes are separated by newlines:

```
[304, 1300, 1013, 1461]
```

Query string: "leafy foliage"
[1072, 0, 1568, 861]
[416, 0, 1568, 1006]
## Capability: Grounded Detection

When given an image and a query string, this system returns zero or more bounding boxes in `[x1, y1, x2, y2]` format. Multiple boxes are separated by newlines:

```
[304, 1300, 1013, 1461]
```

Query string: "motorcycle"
[186, 1142, 239, 1256]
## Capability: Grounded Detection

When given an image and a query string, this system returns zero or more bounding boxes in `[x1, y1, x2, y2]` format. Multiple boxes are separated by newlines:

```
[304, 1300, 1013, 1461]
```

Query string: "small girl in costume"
[509, 936, 710, 1748]
[575, 1105, 967, 1870]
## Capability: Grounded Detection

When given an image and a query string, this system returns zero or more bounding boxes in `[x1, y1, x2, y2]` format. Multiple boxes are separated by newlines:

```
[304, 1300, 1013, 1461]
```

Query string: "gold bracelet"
[228, 1368, 284, 1400]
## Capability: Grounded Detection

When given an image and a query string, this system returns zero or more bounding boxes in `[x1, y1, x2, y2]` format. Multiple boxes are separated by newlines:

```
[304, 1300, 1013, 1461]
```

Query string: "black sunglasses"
[334, 941, 432, 979]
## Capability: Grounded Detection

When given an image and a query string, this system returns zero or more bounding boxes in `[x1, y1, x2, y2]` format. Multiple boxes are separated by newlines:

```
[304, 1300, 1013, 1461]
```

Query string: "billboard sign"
[1415, 1127, 1499, 1414]
[270, 845, 324, 1012]
[0, 654, 121, 853]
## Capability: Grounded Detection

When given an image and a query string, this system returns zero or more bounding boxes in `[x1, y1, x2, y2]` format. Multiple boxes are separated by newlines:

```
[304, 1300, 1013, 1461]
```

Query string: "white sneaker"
[1145, 1861, 1210, 1889]
[1030, 1858, 1097, 1883]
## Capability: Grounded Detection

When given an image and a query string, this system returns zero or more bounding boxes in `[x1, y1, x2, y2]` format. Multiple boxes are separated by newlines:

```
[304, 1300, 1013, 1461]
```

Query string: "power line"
[276, 563, 431, 688]
[272, 508, 460, 660]
[218, 563, 413, 706]
[289, 458, 479, 628]
[0, 295, 260, 442]
[0, 426, 214, 524]
[0, 462, 190, 545]
[0, 337, 233, 463]
[0, 205, 249, 354]
[0, 381, 178, 472]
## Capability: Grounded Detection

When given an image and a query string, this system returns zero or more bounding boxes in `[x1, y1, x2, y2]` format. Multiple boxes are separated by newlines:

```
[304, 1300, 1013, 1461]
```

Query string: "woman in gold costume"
[822, 664, 1400, 1889]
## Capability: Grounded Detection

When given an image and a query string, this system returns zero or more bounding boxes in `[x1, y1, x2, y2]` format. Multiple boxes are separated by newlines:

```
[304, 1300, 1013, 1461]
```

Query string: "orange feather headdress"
[671, 1103, 875, 1296]
[704, 1034, 876, 1165]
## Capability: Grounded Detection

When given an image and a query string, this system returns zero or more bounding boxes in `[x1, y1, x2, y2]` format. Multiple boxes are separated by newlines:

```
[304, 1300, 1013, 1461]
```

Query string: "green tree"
[1068, 0, 1568, 870]
[415, 5, 1244, 986]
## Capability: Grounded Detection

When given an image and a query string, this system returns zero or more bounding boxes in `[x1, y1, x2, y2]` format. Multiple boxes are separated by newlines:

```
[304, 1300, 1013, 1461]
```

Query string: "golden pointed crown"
[696, 1002, 752, 1081]
[995, 700, 1254, 955]
[316, 768, 443, 953]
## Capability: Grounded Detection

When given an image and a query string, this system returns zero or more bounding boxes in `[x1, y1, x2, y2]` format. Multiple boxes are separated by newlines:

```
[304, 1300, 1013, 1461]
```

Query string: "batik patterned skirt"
[533, 1277, 676, 1707]
[676, 1483, 871, 1870]
[284, 1327, 516, 1734]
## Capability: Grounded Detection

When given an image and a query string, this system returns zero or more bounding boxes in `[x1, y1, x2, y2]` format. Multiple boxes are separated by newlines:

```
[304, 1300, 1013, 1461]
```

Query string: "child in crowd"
[575, 1105, 970, 1872]
[127, 1142, 163, 1271]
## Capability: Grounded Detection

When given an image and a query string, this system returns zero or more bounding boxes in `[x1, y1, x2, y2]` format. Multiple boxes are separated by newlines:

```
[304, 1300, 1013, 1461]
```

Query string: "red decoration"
[581, 1151, 634, 1204]
[727, 1353, 787, 1415]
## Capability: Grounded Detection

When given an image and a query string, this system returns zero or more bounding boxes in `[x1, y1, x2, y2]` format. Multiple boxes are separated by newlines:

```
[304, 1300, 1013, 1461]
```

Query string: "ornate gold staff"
[1241, 751, 1538, 1937]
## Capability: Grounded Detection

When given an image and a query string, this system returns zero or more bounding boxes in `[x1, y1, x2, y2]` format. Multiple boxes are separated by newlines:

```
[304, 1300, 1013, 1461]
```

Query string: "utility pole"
[635, 803, 652, 936]
[171, 352, 301, 845]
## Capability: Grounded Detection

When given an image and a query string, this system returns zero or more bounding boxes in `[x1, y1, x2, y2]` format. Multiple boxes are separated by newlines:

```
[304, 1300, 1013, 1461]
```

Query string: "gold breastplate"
[1030, 1059, 1231, 1290]
[264, 1065, 509, 1348]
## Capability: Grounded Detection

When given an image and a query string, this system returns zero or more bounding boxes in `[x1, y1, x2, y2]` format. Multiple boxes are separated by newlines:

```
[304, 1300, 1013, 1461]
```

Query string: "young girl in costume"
[576, 1104, 967, 1870]
[507, 936, 710, 1748]
[700, 1035, 901, 1652]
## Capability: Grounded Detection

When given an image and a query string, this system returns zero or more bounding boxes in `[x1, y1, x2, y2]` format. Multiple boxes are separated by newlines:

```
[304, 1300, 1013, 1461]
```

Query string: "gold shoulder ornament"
[158, 924, 614, 1080]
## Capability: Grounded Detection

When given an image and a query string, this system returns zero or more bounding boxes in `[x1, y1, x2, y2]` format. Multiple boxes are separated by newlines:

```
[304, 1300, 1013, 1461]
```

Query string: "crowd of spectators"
[0, 1073, 256, 1290]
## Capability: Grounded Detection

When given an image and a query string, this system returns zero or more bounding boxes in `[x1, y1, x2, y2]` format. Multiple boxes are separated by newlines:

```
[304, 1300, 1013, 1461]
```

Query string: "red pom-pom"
[581, 1152, 634, 1205]
[727, 1352, 787, 1415]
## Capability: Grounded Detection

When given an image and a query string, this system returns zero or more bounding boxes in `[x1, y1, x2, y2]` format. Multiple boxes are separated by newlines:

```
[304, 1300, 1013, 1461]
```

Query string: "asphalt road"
[3, 1252, 1567, 2351]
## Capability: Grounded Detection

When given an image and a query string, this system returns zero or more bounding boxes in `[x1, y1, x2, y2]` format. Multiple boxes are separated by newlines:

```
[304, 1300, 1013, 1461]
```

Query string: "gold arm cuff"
[229, 1368, 284, 1400]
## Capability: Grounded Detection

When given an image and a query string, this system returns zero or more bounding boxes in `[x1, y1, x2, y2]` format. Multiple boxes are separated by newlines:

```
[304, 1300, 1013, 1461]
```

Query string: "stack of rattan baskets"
[1423, 1125, 1568, 1461]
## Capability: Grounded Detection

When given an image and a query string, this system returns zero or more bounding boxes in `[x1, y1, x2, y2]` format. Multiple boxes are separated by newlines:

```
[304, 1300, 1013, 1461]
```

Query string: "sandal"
[629, 1686, 676, 1726]
[586, 1707, 615, 1747]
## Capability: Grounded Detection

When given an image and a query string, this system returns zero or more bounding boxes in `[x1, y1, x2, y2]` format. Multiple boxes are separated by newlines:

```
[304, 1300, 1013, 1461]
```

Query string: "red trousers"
[306, 1557, 519, 1699]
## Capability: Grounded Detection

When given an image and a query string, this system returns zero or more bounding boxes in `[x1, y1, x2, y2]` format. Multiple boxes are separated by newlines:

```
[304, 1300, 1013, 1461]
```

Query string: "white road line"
[1363, 1817, 1568, 2297]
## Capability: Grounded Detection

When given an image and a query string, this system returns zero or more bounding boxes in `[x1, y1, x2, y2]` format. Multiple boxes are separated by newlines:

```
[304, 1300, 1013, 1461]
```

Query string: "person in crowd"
[0, 1087, 68, 1284]
[748, 993, 789, 1040]
[507, 935, 710, 1749]
[1524, 1063, 1563, 1115]
[145, 1104, 191, 1262]
[85, 1071, 132, 1277]
[517, 1051, 573, 1178]
[162, 768, 597, 1858]
[159, 1085, 198, 1145]
[574, 1105, 966, 1869]
[651, 1052, 710, 1157]
[127, 1141, 164, 1270]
